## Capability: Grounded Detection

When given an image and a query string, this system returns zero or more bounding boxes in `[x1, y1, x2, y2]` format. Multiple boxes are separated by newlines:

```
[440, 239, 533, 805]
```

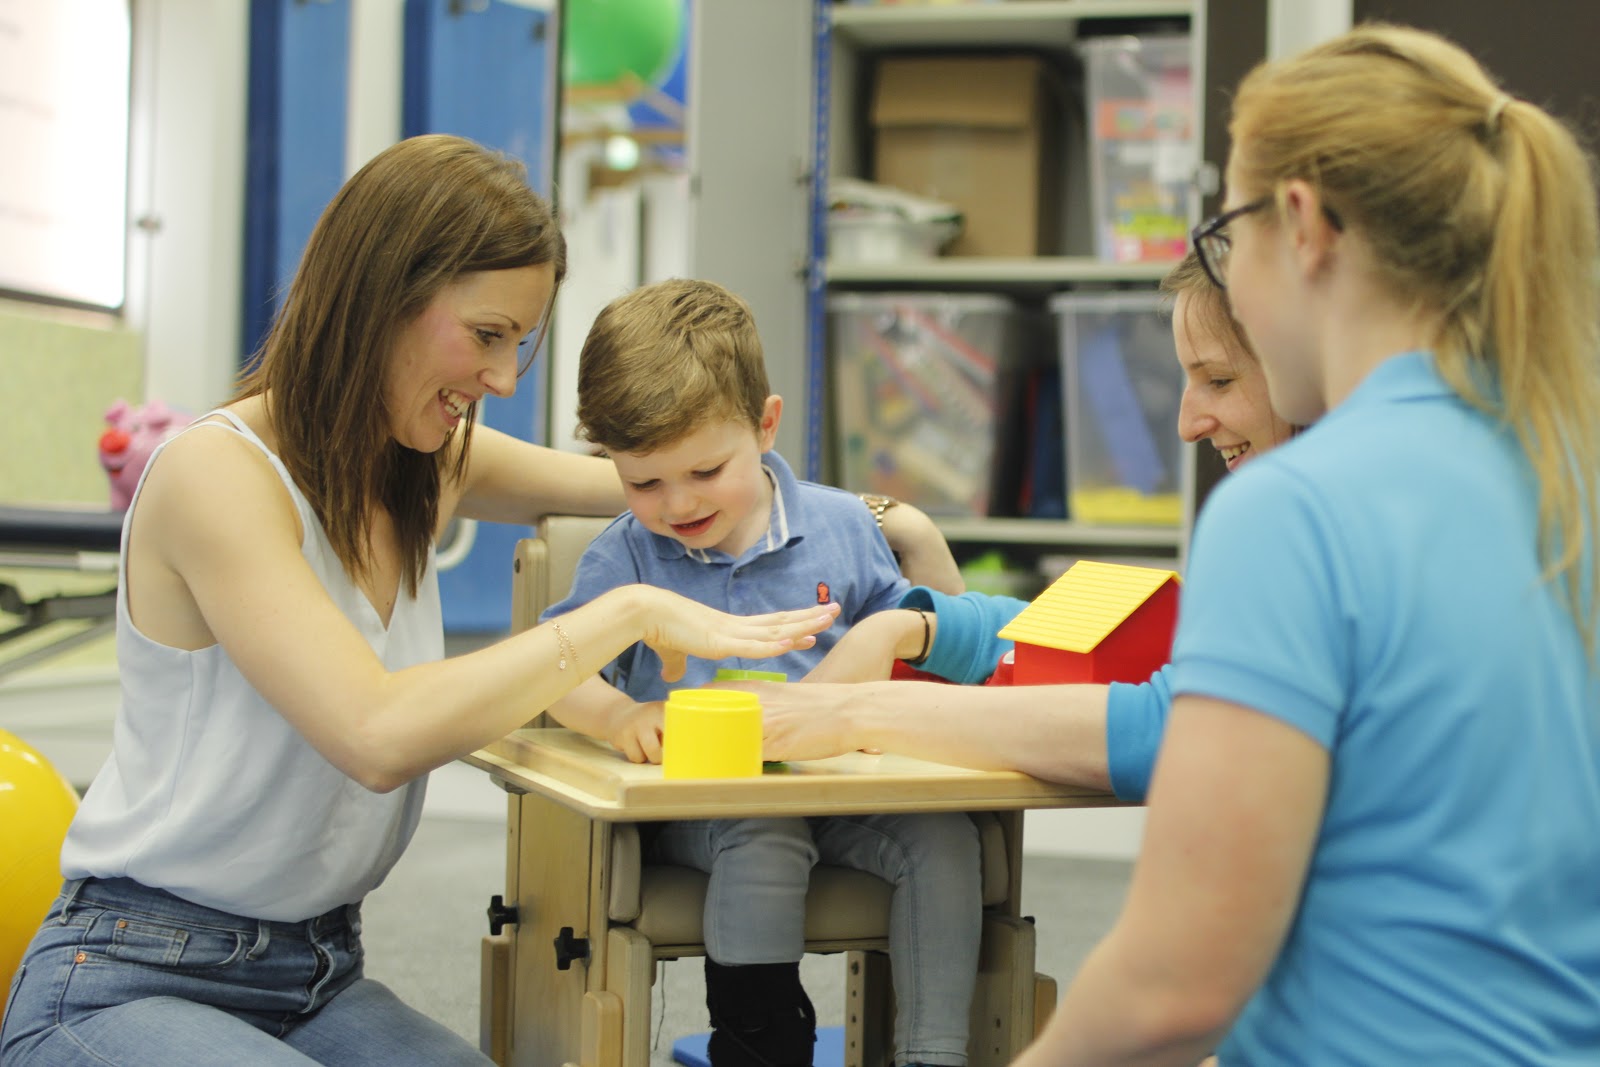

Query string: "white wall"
[346, 0, 406, 175]
[1268, 0, 1353, 58]
[125, 0, 249, 414]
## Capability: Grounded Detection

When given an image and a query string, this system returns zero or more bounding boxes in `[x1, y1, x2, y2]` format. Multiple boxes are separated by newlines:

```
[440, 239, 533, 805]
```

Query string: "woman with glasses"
[1020, 23, 1600, 1066]
[0, 134, 845, 1067]
[756, 249, 1294, 802]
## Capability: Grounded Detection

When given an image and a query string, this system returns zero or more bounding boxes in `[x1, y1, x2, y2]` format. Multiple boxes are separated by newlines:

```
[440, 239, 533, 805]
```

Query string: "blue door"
[403, 0, 558, 633]
[241, 0, 351, 361]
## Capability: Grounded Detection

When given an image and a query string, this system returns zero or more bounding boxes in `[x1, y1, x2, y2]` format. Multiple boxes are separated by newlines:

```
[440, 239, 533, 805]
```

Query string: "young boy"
[542, 279, 981, 1067]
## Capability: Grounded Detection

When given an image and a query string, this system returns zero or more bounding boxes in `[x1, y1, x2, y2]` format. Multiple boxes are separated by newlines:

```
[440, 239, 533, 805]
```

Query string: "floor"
[362, 812, 1134, 1067]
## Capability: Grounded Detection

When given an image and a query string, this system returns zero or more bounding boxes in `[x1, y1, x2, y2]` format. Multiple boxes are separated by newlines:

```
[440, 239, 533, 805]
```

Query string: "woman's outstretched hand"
[630, 587, 841, 683]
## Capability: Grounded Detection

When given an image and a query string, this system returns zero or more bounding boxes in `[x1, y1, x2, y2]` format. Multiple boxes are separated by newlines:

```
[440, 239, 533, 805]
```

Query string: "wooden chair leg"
[576, 991, 623, 1067]
[1032, 973, 1059, 1039]
[481, 932, 514, 1066]
[967, 915, 1039, 1067]
[603, 927, 656, 1067]
[844, 949, 895, 1067]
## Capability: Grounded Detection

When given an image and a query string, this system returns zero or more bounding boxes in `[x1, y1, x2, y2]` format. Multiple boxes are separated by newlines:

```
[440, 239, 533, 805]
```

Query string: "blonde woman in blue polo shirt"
[1019, 24, 1600, 1066]
[540, 279, 982, 1067]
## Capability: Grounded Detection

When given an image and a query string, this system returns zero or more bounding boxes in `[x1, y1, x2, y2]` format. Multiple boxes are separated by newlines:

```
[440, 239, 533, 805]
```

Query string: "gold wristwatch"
[858, 493, 899, 529]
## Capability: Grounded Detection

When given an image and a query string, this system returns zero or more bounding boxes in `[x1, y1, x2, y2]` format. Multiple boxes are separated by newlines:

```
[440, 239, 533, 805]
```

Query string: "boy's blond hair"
[576, 279, 770, 454]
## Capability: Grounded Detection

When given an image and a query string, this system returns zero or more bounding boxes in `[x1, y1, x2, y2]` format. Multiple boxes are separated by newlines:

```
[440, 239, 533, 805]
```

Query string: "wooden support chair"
[480, 516, 1056, 1067]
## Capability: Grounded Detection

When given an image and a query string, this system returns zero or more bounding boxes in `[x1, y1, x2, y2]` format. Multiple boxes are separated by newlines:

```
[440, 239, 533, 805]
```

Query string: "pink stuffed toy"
[98, 399, 193, 510]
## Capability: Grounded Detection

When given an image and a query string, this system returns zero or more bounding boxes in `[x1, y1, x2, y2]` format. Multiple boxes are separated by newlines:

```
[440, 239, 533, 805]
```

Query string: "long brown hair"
[1230, 23, 1600, 645]
[234, 134, 566, 596]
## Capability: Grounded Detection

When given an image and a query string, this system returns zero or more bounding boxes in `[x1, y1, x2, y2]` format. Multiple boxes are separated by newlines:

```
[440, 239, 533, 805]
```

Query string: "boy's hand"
[609, 700, 666, 764]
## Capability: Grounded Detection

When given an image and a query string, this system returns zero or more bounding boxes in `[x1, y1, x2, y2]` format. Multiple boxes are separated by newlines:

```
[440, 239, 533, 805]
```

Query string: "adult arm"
[451, 433, 959, 583]
[874, 499, 964, 595]
[129, 428, 837, 793]
[794, 589, 1175, 796]
[449, 425, 623, 525]
[758, 677, 1113, 789]
[1105, 666, 1173, 802]
[1013, 696, 1327, 1067]
[900, 587, 1024, 683]
[802, 587, 1026, 684]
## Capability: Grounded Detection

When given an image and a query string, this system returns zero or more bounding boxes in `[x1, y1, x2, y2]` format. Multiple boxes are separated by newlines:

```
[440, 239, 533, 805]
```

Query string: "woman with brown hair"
[0, 134, 840, 1066]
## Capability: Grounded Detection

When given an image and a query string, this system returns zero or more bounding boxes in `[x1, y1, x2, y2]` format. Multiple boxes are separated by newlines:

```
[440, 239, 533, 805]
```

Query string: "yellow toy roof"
[997, 560, 1180, 653]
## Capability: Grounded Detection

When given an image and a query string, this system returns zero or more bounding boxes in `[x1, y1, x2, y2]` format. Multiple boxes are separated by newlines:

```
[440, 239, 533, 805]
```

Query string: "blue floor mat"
[672, 1026, 846, 1067]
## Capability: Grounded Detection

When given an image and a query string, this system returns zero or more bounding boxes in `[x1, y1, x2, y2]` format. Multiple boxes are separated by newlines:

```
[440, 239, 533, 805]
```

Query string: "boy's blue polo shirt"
[1172, 351, 1600, 1064]
[543, 450, 908, 700]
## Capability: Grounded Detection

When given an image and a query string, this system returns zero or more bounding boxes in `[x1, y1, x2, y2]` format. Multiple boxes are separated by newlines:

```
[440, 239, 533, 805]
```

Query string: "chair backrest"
[511, 515, 617, 633]
[513, 515, 616, 729]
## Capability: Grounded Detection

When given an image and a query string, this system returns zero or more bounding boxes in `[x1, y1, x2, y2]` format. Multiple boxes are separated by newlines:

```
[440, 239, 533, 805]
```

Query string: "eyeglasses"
[1191, 197, 1272, 290]
[1191, 196, 1346, 290]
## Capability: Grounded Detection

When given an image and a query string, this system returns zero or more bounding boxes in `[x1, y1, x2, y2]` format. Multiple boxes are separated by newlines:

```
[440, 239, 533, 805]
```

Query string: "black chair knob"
[553, 926, 590, 971]
[486, 894, 519, 936]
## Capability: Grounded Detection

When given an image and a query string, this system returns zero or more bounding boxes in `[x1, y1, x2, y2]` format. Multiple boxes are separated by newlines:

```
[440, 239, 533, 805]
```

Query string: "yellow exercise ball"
[0, 730, 79, 1002]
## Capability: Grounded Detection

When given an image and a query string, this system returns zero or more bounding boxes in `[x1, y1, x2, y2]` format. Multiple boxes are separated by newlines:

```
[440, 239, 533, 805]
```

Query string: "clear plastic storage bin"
[829, 293, 1017, 516]
[1052, 291, 1184, 525]
[1081, 35, 1195, 264]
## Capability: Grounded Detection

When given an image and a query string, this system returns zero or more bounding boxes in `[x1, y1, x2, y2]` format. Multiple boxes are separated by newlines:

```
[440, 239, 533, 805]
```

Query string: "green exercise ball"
[564, 0, 685, 89]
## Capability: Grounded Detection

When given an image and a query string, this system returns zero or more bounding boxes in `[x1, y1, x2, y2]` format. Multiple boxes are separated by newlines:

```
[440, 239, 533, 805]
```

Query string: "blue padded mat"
[672, 1026, 846, 1067]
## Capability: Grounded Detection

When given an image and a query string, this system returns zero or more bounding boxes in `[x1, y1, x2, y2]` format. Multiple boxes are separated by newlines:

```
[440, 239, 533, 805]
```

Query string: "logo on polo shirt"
[816, 582, 831, 605]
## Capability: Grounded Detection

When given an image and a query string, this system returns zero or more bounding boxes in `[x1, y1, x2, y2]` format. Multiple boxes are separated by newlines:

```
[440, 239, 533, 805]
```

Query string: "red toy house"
[996, 560, 1180, 686]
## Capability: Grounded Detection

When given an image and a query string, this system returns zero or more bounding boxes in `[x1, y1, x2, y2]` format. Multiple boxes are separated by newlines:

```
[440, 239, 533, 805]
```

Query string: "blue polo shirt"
[543, 450, 908, 700]
[1172, 351, 1600, 1064]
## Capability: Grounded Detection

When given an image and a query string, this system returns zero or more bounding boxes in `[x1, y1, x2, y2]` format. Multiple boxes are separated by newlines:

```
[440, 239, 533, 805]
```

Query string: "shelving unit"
[829, 0, 1195, 48]
[807, 0, 1203, 567]
[826, 256, 1171, 291]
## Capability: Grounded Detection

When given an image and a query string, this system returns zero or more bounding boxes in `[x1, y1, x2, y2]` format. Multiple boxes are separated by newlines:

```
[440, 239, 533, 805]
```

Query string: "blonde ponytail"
[1230, 23, 1600, 647]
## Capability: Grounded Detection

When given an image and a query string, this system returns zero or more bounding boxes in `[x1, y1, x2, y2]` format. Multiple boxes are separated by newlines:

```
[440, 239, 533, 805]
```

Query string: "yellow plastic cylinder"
[662, 689, 762, 779]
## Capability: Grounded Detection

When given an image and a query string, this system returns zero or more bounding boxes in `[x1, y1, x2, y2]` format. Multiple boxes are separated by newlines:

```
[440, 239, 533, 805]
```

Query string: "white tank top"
[60, 409, 442, 921]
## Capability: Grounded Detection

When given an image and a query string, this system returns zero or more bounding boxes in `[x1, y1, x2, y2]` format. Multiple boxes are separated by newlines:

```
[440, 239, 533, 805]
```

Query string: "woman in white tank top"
[0, 134, 841, 1067]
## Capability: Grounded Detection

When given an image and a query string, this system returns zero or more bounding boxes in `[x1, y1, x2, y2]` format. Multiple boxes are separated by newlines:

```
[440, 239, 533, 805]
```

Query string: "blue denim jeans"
[649, 812, 982, 1067]
[0, 877, 492, 1066]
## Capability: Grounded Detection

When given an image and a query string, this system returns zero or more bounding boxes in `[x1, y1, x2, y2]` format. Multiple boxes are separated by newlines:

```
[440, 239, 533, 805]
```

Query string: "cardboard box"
[871, 55, 1061, 257]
